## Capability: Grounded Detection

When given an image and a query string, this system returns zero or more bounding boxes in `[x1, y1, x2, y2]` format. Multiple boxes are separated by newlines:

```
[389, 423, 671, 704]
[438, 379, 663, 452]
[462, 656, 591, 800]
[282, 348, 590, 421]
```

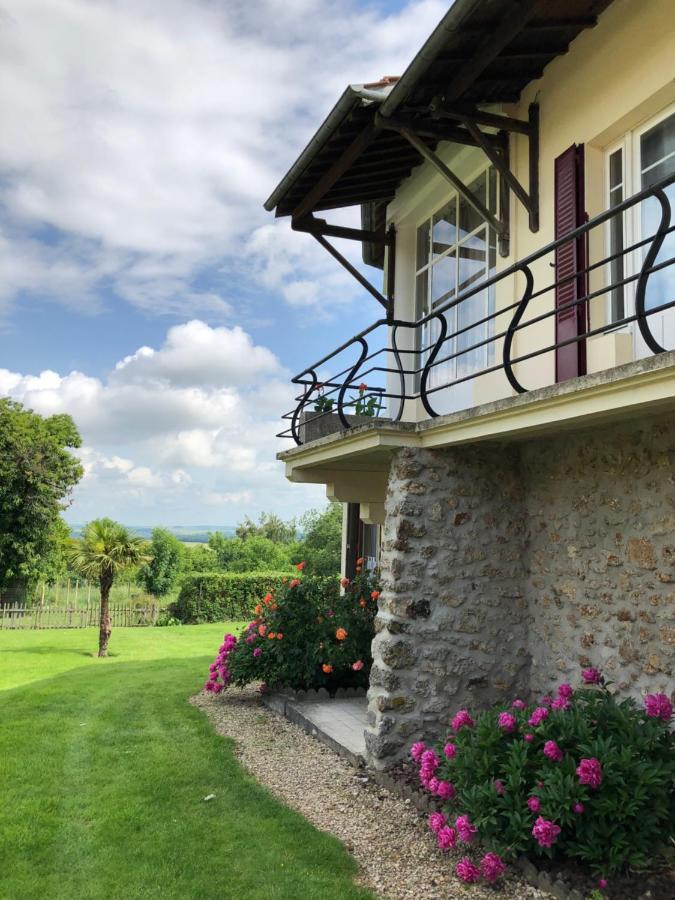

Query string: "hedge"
[172, 572, 339, 623]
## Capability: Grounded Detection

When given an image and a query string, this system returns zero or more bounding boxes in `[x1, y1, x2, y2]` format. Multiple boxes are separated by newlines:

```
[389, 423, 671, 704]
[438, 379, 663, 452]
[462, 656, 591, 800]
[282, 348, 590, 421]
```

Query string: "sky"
[0, 0, 447, 526]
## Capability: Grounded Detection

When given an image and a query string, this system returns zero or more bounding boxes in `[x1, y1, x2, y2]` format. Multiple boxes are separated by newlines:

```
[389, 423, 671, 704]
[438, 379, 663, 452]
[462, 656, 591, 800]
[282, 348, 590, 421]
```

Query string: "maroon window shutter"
[554, 144, 587, 382]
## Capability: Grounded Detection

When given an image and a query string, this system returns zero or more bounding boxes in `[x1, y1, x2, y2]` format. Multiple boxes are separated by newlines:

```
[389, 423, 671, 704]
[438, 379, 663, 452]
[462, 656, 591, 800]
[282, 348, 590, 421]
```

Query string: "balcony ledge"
[279, 351, 675, 483]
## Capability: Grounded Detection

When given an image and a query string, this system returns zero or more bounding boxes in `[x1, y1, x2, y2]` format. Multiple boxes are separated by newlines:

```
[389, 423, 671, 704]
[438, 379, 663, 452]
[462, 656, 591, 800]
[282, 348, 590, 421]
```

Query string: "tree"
[235, 513, 297, 544]
[137, 528, 185, 597]
[295, 503, 342, 577]
[67, 519, 150, 657]
[207, 532, 293, 573]
[0, 399, 83, 603]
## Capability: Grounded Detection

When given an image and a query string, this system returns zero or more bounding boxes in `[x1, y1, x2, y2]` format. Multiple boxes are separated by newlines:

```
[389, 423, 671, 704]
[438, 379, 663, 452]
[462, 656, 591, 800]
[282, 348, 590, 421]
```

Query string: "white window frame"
[604, 103, 675, 341]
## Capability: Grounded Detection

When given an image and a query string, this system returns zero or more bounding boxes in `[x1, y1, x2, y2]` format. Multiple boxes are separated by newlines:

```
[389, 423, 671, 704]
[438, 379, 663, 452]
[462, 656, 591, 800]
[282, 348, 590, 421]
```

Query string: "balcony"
[280, 173, 674, 444]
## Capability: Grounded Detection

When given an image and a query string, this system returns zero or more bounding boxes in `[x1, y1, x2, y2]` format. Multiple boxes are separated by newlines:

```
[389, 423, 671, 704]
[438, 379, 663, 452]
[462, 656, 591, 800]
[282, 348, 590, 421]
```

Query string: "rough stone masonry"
[364, 413, 675, 768]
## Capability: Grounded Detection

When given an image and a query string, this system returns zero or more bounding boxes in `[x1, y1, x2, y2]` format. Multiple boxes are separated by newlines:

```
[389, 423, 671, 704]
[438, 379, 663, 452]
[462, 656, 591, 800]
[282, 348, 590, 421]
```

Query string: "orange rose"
[254, 604, 262, 615]
[358, 382, 368, 392]
[296, 561, 306, 571]
[359, 599, 366, 608]
[268, 632, 277, 640]
[322, 664, 333, 674]
[290, 578, 301, 589]
[371, 591, 380, 601]
[336, 627, 347, 641]
[264, 593, 273, 602]
[356, 557, 365, 566]
[271, 603, 278, 611]
[340, 577, 350, 588]
[276, 633, 283, 640]
[258, 625, 267, 636]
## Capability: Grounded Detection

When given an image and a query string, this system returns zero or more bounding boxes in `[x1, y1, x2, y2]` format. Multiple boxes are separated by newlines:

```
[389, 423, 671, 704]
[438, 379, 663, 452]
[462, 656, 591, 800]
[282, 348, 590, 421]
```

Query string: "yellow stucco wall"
[387, 0, 674, 418]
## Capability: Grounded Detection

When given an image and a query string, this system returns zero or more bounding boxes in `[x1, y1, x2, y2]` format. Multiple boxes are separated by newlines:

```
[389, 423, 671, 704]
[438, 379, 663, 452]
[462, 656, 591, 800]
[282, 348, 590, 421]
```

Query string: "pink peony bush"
[411, 671, 674, 877]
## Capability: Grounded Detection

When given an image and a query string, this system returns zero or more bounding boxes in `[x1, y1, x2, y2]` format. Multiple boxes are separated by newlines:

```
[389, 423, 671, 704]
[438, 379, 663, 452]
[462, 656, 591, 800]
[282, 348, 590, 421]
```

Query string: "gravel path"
[192, 687, 552, 900]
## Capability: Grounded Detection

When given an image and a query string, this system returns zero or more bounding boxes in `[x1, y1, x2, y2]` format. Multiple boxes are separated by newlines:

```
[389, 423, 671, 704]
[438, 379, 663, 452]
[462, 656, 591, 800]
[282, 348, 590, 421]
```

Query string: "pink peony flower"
[576, 757, 603, 789]
[245, 635, 255, 645]
[644, 693, 673, 721]
[598, 878, 608, 889]
[481, 852, 506, 883]
[420, 749, 440, 773]
[436, 826, 457, 851]
[428, 778, 439, 795]
[443, 742, 456, 759]
[212, 682, 223, 694]
[253, 647, 262, 658]
[435, 780, 455, 801]
[552, 696, 570, 710]
[572, 802, 585, 814]
[541, 695, 553, 707]
[455, 858, 481, 883]
[204, 680, 215, 692]
[582, 666, 601, 684]
[512, 698, 526, 709]
[494, 779, 506, 795]
[455, 815, 477, 843]
[498, 712, 517, 733]
[427, 812, 447, 834]
[529, 706, 549, 726]
[532, 816, 561, 848]
[352, 660, 365, 671]
[558, 683, 573, 700]
[543, 740, 564, 762]
[451, 709, 475, 731]
[410, 741, 426, 763]
[527, 796, 541, 813]
[524, 732, 535, 742]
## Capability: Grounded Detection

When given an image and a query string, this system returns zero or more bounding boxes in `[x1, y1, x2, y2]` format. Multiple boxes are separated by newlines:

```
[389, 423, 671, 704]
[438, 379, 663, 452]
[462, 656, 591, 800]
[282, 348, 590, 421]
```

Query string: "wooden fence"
[0, 604, 165, 630]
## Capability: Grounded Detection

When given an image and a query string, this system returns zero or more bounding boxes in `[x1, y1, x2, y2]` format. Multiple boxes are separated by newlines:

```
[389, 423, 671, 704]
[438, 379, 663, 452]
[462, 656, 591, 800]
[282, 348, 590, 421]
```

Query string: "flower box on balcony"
[298, 410, 389, 444]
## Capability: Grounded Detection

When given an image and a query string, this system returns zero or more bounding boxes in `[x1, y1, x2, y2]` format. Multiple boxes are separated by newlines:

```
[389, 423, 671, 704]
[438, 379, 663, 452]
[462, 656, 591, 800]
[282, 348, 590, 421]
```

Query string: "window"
[414, 168, 497, 389]
[606, 108, 675, 346]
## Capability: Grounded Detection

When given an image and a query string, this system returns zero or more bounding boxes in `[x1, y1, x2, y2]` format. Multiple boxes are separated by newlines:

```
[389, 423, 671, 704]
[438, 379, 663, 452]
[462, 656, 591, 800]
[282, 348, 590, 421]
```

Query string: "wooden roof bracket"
[430, 101, 540, 250]
[292, 215, 396, 319]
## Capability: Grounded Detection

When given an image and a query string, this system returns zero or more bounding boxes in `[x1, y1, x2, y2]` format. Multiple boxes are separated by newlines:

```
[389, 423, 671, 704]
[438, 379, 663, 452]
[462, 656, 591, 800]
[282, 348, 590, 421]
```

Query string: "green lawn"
[0, 626, 373, 900]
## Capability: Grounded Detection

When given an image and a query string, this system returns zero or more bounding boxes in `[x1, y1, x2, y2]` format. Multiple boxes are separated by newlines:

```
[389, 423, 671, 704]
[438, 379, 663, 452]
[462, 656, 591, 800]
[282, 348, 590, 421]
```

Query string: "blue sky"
[0, 0, 447, 526]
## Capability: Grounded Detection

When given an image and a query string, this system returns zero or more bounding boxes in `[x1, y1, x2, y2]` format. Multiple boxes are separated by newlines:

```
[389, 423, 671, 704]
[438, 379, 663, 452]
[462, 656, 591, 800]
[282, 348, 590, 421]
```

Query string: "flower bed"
[203, 563, 379, 694]
[409, 670, 674, 893]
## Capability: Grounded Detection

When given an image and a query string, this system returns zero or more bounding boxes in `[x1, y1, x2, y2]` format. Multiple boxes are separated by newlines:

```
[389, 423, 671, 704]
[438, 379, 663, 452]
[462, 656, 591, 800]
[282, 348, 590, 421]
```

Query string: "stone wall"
[524, 417, 674, 700]
[365, 444, 531, 766]
[365, 414, 675, 769]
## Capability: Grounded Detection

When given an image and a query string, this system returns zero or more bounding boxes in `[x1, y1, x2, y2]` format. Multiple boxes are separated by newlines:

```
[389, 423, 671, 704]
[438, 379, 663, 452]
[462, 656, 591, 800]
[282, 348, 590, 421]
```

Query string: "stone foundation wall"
[365, 444, 531, 765]
[365, 414, 675, 769]
[524, 417, 675, 699]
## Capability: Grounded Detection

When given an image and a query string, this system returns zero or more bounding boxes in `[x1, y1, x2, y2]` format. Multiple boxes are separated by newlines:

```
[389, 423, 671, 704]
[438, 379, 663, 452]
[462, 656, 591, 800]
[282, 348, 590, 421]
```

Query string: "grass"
[0, 625, 373, 900]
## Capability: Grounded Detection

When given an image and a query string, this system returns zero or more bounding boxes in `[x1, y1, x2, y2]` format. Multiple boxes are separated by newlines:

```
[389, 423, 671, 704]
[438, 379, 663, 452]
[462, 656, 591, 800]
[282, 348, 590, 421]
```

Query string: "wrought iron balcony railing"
[279, 174, 674, 445]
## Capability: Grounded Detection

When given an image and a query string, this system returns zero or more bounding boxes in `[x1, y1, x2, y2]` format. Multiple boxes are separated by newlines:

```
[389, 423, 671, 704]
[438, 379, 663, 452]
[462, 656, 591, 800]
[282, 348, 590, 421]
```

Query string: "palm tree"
[67, 519, 150, 657]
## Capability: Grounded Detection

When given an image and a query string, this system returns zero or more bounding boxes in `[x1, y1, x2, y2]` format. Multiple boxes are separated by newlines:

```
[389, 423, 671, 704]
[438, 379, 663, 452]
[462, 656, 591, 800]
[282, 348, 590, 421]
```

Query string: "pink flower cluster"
[543, 740, 564, 762]
[551, 682, 573, 710]
[576, 757, 603, 789]
[204, 633, 237, 693]
[455, 815, 477, 843]
[532, 816, 561, 848]
[451, 709, 475, 731]
[528, 706, 549, 727]
[455, 853, 506, 885]
[582, 666, 601, 684]
[498, 711, 517, 733]
[644, 693, 673, 721]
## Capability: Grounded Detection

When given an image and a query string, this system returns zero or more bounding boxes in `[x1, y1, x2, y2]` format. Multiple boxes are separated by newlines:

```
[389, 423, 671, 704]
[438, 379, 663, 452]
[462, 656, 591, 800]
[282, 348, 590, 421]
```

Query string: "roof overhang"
[264, 0, 615, 227]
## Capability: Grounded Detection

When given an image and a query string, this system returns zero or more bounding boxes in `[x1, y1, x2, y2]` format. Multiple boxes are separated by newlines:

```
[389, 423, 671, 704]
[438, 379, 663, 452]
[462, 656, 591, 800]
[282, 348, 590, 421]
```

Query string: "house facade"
[265, 0, 675, 768]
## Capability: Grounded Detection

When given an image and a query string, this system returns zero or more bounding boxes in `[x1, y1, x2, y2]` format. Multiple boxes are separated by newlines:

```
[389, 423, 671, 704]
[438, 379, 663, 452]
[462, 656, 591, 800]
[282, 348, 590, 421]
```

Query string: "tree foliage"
[207, 532, 294, 573]
[235, 512, 297, 544]
[0, 399, 83, 600]
[295, 502, 342, 577]
[137, 528, 185, 597]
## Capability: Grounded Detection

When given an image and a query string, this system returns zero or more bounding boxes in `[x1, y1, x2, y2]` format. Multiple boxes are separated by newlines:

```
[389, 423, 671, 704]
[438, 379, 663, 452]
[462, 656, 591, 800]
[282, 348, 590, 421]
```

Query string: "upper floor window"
[606, 108, 675, 349]
[414, 167, 497, 387]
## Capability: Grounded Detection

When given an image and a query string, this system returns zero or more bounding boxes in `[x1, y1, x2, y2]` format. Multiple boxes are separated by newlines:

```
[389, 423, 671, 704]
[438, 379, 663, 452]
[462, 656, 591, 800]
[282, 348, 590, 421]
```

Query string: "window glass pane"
[415, 271, 428, 318]
[416, 220, 430, 271]
[457, 233, 487, 295]
[432, 200, 456, 258]
[640, 112, 675, 179]
[458, 171, 486, 240]
[430, 251, 456, 305]
[608, 148, 624, 322]
[609, 149, 623, 191]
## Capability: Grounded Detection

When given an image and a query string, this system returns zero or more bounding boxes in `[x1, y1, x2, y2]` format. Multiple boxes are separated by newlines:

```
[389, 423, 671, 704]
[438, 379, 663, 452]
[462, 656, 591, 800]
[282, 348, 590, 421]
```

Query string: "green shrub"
[413, 671, 674, 882]
[154, 612, 182, 627]
[173, 572, 303, 622]
[204, 567, 379, 693]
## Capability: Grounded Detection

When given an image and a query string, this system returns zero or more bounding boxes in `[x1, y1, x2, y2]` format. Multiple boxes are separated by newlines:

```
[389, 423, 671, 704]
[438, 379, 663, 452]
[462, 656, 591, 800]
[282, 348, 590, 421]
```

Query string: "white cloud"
[1, 319, 324, 522]
[0, 0, 447, 320]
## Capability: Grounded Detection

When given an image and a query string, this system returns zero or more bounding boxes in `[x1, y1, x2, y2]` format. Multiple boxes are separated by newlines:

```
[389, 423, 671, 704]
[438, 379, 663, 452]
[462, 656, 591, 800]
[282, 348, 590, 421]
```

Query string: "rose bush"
[411, 670, 674, 884]
[204, 563, 379, 693]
